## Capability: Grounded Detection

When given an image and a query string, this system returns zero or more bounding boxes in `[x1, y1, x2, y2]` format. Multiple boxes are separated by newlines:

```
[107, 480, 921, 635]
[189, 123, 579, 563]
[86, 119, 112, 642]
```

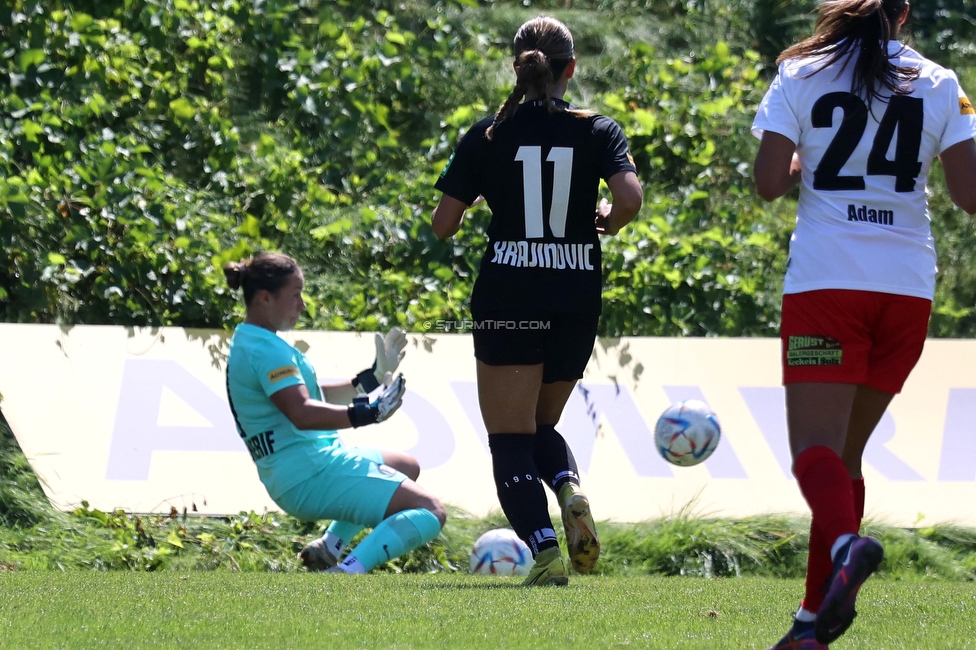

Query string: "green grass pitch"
[1, 573, 974, 649]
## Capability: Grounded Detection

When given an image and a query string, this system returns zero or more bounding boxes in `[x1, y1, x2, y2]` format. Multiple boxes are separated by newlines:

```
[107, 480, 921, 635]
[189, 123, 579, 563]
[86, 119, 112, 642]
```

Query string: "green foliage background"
[2, 0, 974, 336]
[2, 0, 976, 574]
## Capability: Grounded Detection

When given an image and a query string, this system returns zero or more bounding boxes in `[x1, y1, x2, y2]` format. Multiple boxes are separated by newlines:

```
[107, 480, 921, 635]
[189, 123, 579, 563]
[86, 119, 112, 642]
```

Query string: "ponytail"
[487, 50, 557, 141]
[485, 16, 588, 141]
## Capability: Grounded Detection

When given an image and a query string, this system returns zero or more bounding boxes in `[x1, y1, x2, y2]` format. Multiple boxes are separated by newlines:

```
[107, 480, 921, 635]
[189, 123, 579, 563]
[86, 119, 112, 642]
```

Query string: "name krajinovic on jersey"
[489, 240, 596, 270]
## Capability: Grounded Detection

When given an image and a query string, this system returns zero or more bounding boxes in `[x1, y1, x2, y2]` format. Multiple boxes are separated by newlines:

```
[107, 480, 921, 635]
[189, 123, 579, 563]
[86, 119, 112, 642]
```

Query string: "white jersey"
[752, 41, 976, 299]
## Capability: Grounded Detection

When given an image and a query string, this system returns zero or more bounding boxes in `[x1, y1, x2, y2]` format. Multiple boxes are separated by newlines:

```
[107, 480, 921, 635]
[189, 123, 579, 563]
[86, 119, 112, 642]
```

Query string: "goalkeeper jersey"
[225, 323, 339, 497]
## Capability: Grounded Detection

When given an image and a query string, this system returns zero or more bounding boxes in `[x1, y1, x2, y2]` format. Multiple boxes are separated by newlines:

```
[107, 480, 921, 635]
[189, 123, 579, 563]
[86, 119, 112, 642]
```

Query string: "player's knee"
[413, 492, 445, 526]
[416, 492, 447, 527]
[384, 451, 421, 480]
[401, 455, 421, 481]
[430, 497, 447, 527]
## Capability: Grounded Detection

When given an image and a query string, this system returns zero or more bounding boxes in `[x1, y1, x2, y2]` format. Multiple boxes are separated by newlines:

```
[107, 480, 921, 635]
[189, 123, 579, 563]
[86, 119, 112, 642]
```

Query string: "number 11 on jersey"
[516, 146, 573, 238]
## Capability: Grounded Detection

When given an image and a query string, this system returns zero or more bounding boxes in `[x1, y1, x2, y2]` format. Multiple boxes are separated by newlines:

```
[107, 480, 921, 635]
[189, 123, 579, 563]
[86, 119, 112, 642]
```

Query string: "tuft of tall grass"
[3, 413, 976, 579]
[597, 509, 810, 579]
[0, 413, 57, 528]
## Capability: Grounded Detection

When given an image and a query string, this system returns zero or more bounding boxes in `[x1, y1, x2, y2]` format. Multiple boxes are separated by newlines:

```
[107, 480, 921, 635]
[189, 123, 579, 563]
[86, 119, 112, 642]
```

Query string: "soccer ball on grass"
[654, 399, 721, 467]
[469, 528, 533, 576]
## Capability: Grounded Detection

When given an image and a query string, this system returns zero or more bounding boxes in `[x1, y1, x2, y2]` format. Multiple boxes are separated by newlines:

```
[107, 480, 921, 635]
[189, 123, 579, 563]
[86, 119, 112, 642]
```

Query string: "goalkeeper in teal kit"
[223, 251, 446, 573]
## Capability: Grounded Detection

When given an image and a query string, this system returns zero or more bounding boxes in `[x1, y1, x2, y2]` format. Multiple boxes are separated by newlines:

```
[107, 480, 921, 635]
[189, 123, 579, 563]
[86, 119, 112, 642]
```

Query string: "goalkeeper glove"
[352, 327, 407, 393]
[347, 373, 406, 428]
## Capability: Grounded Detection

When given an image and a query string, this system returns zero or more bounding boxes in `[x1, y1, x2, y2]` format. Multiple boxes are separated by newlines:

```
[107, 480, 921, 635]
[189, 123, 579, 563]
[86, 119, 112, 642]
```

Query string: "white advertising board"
[0, 324, 974, 526]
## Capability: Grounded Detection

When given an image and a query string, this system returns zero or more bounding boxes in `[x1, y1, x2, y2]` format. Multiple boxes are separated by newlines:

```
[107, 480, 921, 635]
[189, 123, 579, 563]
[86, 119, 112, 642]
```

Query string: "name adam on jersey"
[490, 240, 596, 270]
[847, 204, 893, 226]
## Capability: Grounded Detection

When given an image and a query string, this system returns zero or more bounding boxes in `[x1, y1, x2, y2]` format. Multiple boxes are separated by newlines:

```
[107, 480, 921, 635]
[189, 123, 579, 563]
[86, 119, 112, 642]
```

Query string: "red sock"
[800, 519, 832, 613]
[852, 477, 866, 524]
[799, 475, 866, 614]
[793, 446, 858, 551]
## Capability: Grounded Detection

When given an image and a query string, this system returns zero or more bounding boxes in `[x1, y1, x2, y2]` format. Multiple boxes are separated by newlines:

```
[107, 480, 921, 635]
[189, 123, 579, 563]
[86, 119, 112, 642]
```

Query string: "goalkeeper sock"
[339, 508, 442, 573]
[533, 424, 581, 494]
[322, 520, 365, 557]
[488, 433, 559, 557]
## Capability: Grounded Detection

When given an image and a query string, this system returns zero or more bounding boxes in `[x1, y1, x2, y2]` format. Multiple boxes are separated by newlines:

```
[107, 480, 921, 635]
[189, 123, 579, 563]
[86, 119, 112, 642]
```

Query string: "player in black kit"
[431, 15, 643, 586]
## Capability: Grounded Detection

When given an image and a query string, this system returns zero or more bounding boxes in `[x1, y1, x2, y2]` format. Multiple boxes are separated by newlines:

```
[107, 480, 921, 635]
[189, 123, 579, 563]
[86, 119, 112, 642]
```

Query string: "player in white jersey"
[223, 252, 446, 574]
[752, 1, 976, 647]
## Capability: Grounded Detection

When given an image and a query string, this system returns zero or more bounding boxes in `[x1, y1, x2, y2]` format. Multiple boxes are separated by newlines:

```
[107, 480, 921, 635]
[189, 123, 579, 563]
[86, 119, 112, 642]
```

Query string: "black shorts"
[471, 310, 599, 383]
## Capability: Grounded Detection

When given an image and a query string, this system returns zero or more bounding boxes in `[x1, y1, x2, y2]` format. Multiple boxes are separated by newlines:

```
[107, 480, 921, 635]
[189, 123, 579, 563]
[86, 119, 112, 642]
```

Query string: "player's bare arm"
[596, 171, 642, 235]
[271, 378, 405, 430]
[431, 194, 469, 239]
[753, 130, 801, 201]
[271, 383, 356, 429]
[939, 138, 976, 214]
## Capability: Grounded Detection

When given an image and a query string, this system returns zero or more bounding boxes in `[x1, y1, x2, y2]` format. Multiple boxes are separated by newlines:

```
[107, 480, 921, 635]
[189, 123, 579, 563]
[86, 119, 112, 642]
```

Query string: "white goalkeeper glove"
[347, 373, 406, 428]
[352, 327, 407, 394]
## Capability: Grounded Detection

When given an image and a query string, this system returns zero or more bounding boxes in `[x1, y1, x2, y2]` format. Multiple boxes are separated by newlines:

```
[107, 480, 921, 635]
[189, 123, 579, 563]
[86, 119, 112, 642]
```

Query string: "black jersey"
[435, 99, 637, 313]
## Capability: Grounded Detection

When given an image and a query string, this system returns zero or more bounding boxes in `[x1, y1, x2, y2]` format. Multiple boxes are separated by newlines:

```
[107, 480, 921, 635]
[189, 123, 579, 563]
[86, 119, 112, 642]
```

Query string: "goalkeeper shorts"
[268, 445, 406, 524]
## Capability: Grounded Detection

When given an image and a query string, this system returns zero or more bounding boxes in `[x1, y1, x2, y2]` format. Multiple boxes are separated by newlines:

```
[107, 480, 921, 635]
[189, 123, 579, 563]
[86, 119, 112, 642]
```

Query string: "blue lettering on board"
[739, 387, 793, 477]
[451, 381, 681, 477]
[862, 411, 924, 481]
[104, 360, 973, 484]
[106, 359, 242, 480]
[395, 389, 455, 471]
[106, 362, 456, 481]
[740, 386, 926, 481]
[938, 389, 976, 481]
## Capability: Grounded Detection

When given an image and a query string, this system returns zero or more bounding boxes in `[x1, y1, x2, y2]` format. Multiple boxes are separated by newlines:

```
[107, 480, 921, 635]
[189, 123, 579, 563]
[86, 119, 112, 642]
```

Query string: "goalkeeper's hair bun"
[224, 260, 246, 291]
[223, 252, 300, 305]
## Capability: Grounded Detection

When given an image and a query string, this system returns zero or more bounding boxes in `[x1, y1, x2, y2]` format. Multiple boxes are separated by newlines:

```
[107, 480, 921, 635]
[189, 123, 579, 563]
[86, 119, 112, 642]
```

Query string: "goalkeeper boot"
[522, 546, 569, 587]
[767, 618, 828, 650]
[298, 538, 340, 571]
[815, 536, 884, 644]
[558, 483, 600, 573]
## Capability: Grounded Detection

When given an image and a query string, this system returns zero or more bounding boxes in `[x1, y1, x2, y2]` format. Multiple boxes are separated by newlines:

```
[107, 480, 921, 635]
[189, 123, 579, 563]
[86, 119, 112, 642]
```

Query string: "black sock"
[487, 433, 558, 556]
[533, 424, 581, 494]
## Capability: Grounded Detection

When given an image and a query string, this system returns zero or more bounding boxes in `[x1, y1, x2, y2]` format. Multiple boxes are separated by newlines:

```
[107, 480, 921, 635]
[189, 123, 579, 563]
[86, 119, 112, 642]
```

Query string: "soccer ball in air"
[469, 528, 533, 576]
[654, 399, 721, 467]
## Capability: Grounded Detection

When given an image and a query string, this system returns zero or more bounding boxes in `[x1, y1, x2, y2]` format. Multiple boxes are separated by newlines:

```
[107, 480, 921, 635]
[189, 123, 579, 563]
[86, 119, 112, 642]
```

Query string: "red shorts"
[780, 289, 931, 394]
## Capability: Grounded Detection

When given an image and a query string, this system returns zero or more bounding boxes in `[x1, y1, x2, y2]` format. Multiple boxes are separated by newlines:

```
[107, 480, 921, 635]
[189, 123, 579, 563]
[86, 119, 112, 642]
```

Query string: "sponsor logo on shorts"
[377, 463, 397, 477]
[961, 97, 975, 116]
[787, 336, 843, 367]
[267, 366, 299, 383]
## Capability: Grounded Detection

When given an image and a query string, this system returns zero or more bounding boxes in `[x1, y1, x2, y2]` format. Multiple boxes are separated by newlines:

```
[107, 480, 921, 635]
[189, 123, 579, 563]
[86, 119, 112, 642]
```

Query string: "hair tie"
[238, 262, 247, 287]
